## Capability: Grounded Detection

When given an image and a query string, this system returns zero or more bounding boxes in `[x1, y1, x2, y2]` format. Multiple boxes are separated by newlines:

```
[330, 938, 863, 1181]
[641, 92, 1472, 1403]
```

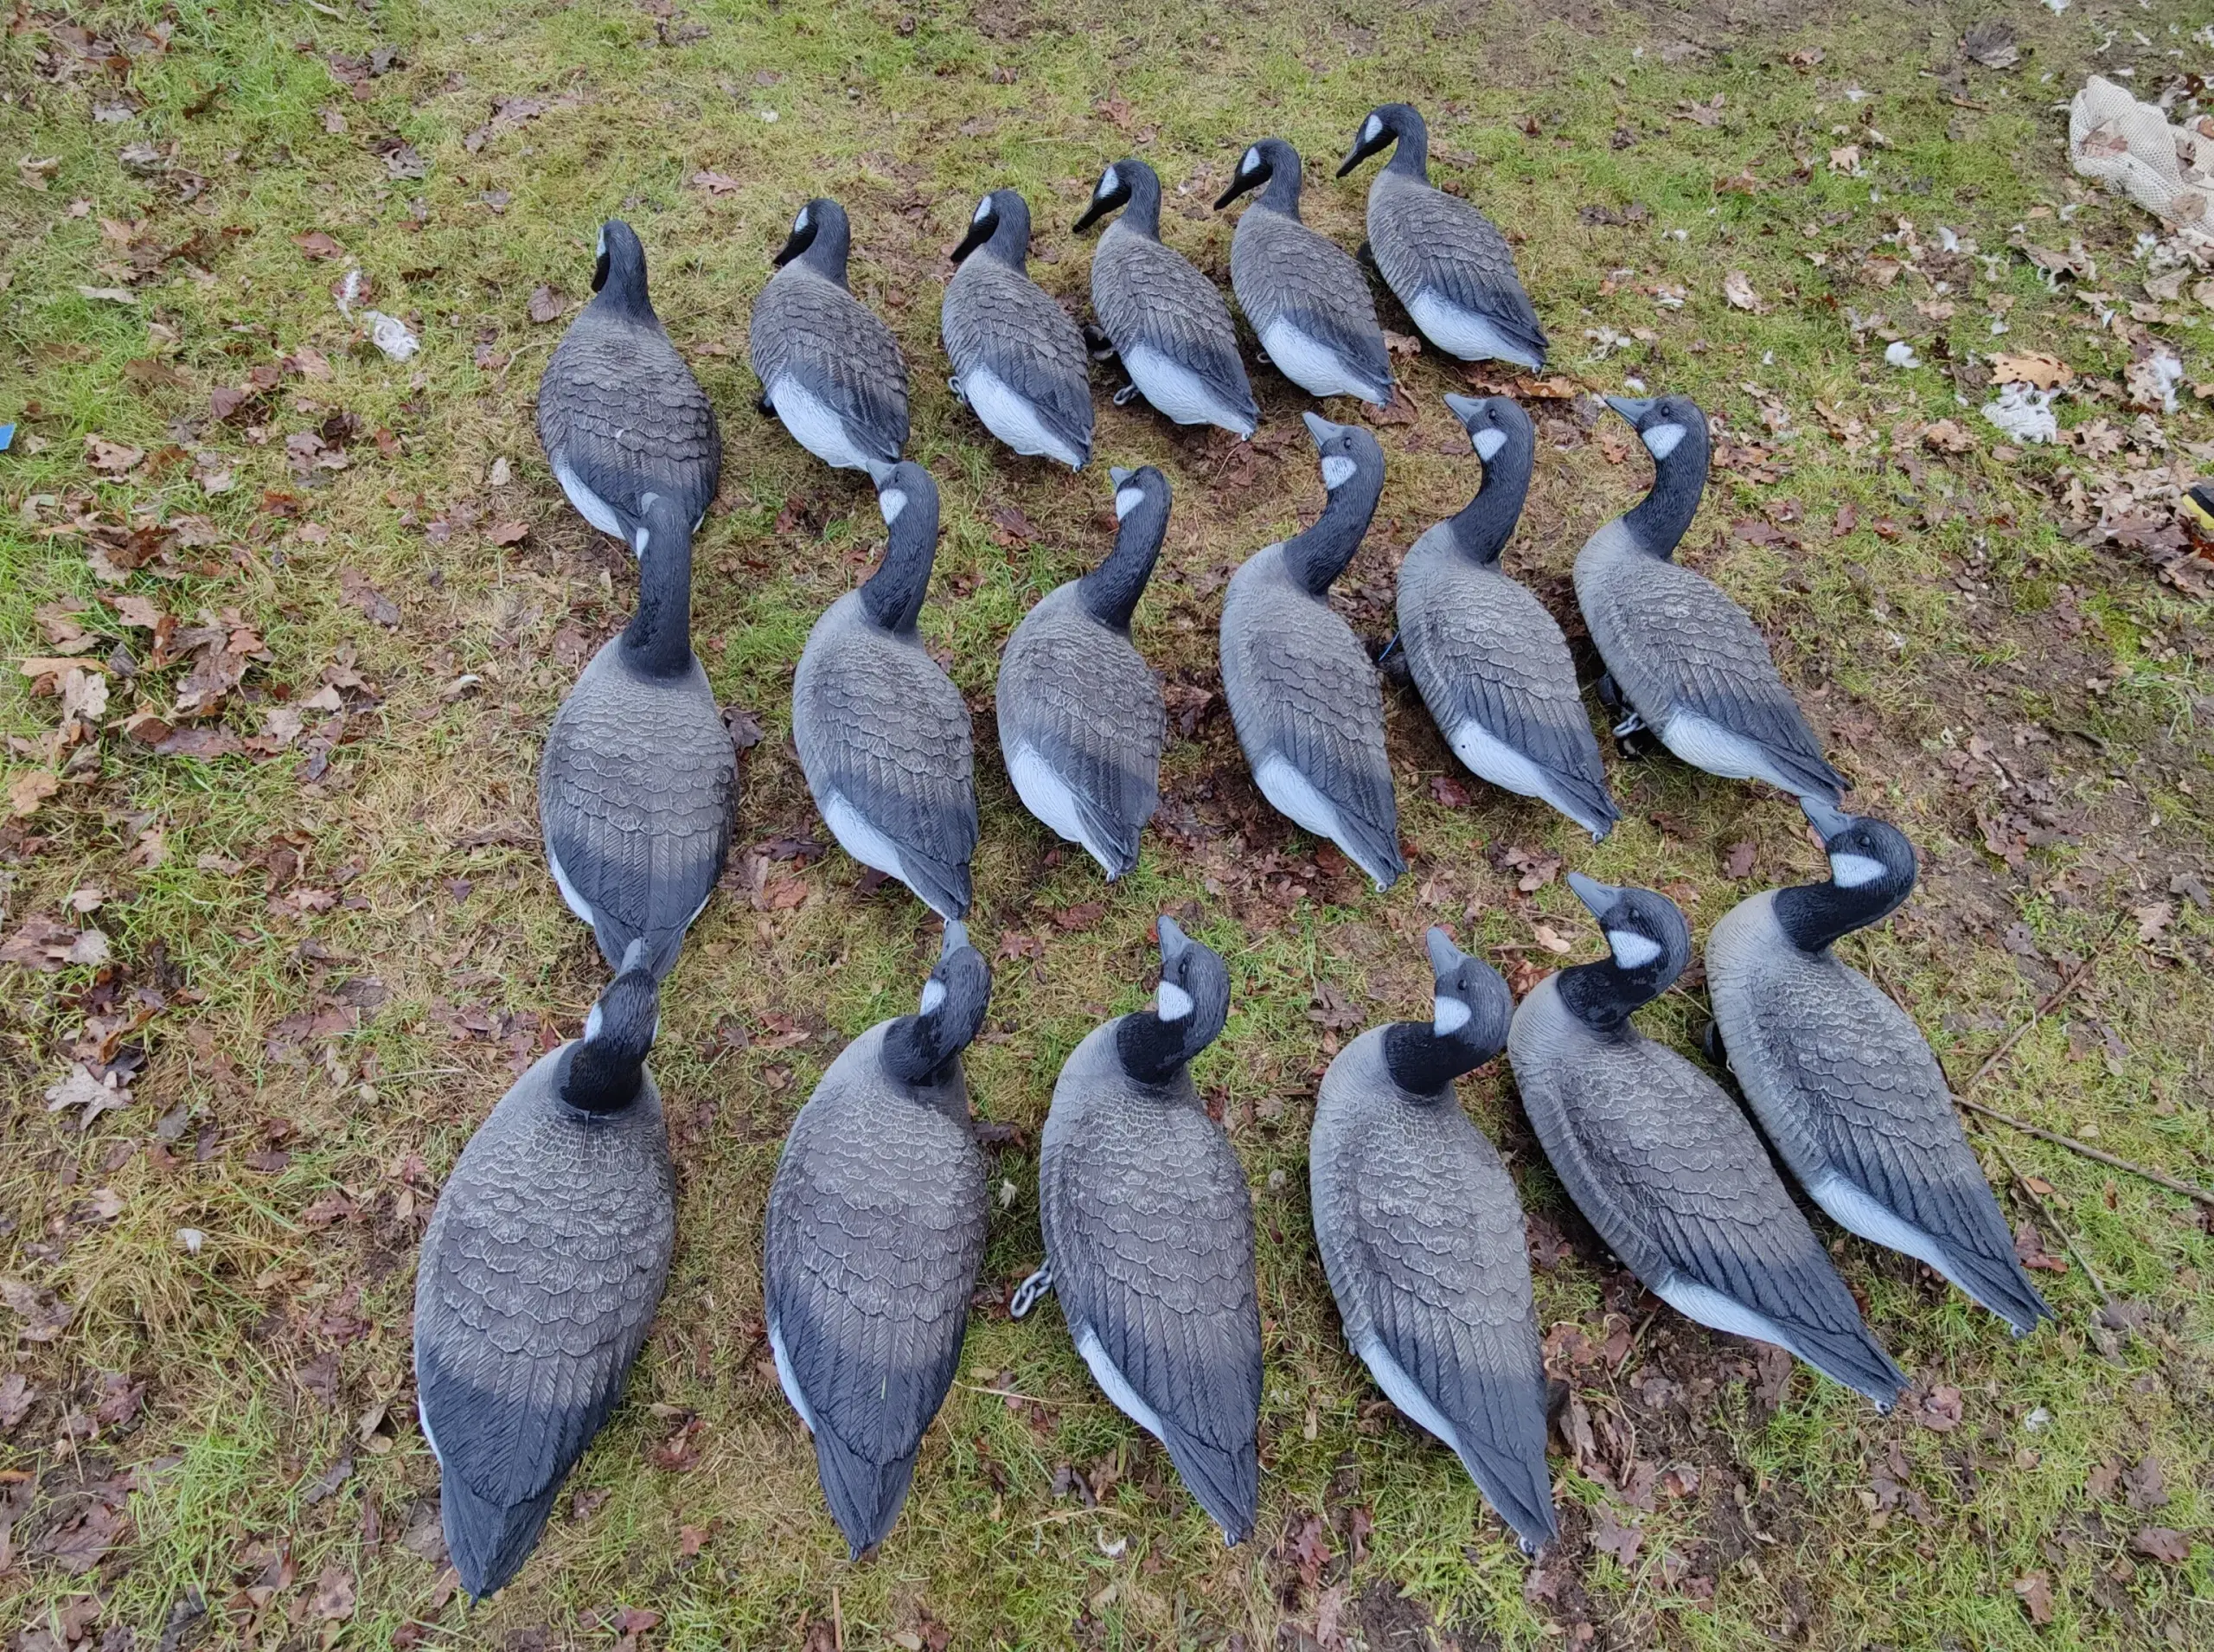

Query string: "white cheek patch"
[918, 978, 948, 1015]
[1114, 486, 1145, 520]
[1829, 852, 1888, 888]
[1321, 454, 1357, 490]
[1242, 146, 1262, 173]
[1362, 114, 1383, 143]
[584, 1002, 604, 1042]
[1431, 996, 1472, 1036]
[880, 489, 908, 526]
[596, 227, 606, 259]
[1156, 982, 1194, 1022]
[1100, 164, 1120, 195]
[1471, 428, 1507, 462]
[1607, 930, 1663, 970]
[972, 196, 992, 224]
[795, 207, 811, 233]
[1641, 422, 1686, 461]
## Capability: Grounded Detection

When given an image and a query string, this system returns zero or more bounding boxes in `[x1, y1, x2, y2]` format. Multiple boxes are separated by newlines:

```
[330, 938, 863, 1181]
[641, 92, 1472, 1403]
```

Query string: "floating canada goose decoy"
[1214, 138, 1394, 407]
[413, 943, 675, 1598]
[1336, 103, 1547, 372]
[748, 198, 911, 481]
[1507, 874, 1905, 1409]
[765, 922, 995, 1558]
[1399, 394, 1618, 840]
[1705, 801, 2051, 1335]
[1310, 928, 1557, 1553]
[1016, 916, 1260, 1544]
[793, 462, 978, 918]
[1075, 158, 1259, 439]
[1220, 413, 1403, 888]
[539, 488, 735, 981]
[1575, 394, 1846, 804]
[536, 221, 721, 555]
[995, 465, 1168, 878]
[941, 189, 1095, 470]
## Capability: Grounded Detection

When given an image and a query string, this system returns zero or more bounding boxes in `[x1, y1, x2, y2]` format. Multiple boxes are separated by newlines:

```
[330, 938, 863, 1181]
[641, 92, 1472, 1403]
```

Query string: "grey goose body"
[995, 465, 1168, 878]
[1399, 395, 1617, 839]
[942, 189, 1095, 469]
[1576, 394, 1846, 803]
[1216, 138, 1393, 407]
[749, 198, 911, 481]
[1338, 105, 1546, 371]
[1077, 159, 1258, 438]
[1705, 802, 2050, 1335]
[765, 925, 994, 1556]
[413, 950, 674, 1598]
[536, 221, 721, 553]
[1310, 930, 1556, 1551]
[1220, 413, 1402, 887]
[792, 463, 978, 918]
[1507, 875, 1905, 1408]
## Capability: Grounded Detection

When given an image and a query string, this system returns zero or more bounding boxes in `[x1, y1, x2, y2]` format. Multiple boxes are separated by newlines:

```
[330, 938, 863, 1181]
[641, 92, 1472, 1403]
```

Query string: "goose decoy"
[765, 922, 995, 1557]
[413, 943, 675, 1598]
[748, 198, 910, 481]
[1016, 916, 1260, 1544]
[792, 462, 978, 918]
[942, 189, 1095, 469]
[1398, 394, 1617, 840]
[1310, 929, 1557, 1553]
[1074, 158, 1259, 439]
[1215, 138, 1394, 407]
[539, 488, 735, 980]
[1219, 413, 1403, 888]
[1335, 103, 1547, 371]
[1576, 394, 1846, 804]
[536, 221, 721, 555]
[1506, 874, 1906, 1409]
[995, 464, 1168, 879]
[1705, 801, 2051, 1335]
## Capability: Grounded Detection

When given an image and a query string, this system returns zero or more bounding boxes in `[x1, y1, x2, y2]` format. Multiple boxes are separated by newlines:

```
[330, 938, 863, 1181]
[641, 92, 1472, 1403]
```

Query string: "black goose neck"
[803, 208, 853, 287]
[1283, 466, 1384, 595]
[1115, 1009, 1202, 1086]
[861, 504, 937, 633]
[618, 495, 695, 678]
[880, 1018, 962, 1089]
[1115, 163, 1163, 239]
[1079, 496, 1166, 630]
[592, 230, 657, 327]
[1446, 446, 1532, 567]
[1556, 956, 1668, 1036]
[1622, 428, 1708, 558]
[1255, 143, 1304, 216]
[1380, 1020, 1489, 1096]
[1384, 106, 1430, 180]
[986, 196, 1033, 268]
[1773, 864, 1916, 955]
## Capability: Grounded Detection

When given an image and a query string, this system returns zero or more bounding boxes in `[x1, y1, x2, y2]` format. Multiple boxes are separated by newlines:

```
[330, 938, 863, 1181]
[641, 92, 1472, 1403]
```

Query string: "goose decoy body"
[793, 463, 978, 918]
[765, 923, 995, 1557]
[1705, 801, 2051, 1335]
[1507, 874, 1905, 1408]
[539, 488, 735, 980]
[1215, 138, 1394, 407]
[995, 464, 1168, 878]
[1310, 929, 1557, 1553]
[748, 198, 911, 481]
[942, 189, 1095, 469]
[1576, 394, 1846, 803]
[1399, 394, 1618, 840]
[413, 944, 675, 1598]
[1020, 916, 1261, 1543]
[1075, 159, 1259, 439]
[536, 221, 721, 555]
[1219, 413, 1403, 888]
[1336, 104, 1547, 371]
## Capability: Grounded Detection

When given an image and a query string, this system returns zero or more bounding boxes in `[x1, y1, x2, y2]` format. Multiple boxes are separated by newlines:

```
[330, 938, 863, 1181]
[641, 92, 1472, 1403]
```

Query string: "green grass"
[3, 0, 2213, 1646]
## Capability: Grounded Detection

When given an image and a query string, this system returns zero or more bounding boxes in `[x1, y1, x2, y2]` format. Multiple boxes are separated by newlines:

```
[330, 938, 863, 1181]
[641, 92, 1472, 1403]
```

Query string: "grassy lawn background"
[3, 0, 2211, 1646]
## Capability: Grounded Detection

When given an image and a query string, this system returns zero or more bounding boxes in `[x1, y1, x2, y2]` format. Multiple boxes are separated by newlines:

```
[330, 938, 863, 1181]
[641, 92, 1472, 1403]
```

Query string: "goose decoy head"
[1337, 103, 1424, 176]
[950, 189, 1027, 264]
[1301, 410, 1383, 493]
[1796, 797, 1918, 925]
[884, 919, 994, 1082]
[1214, 138, 1297, 209]
[1117, 914, 1232, 1083]
[861, 462, 942, 631]
[1109, 463, 1169, 522]
[592, 220, 649, 304]
[1563, 871, 1691, 1008]
[1443, 394, 1534, 468]
[1425, 925, 1510, 1044]
[561, 938, 661, 1113]
[1082, 465, 1170, 629]
[772, 197, 847, 269]
[1603, 392, 1705, 466]
[1074, 159, 1151, 233]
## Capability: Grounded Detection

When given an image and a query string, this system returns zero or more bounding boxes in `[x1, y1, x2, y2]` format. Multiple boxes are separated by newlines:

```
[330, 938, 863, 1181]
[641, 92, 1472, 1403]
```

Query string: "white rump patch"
[768, 1316, 819, 1435]
[553, 458, 629, 548]
[1641, 422, 1686, 460]
[767, 375, 880, 474]
[1444, 720, 1552, 807]
[546, 841, 598, 927]
[1653, 1273, 1800, 1353]
[1353, 1333, 1461, 1455]
[1405, 292, 1541, 368]
[1432, 996, 1471, 1036]
[1157, 981, 1194, 1022]
[1258, 319, 1383, 403]
[1253, 755, 1347, 845]
[1471, 428, 1507, 462]
[1008, 743, 1120, 874]
[1606, 930, 1661, 970]
[1114, 486, 1145, 519]
[957, 368, 1085, 469]
[1075, 1323, 1167, 1444]
[918, 977, 947, 1015]
[1657, 708, 1799, 791]
[1123, 346, 1255, 436]
[820, 790, 909, 886]
[1829, 852, 1886, 888]
[880, 488, 908, 526]
[1809, 1175, 1954, 1279]
[1321, 454, 1357, 490]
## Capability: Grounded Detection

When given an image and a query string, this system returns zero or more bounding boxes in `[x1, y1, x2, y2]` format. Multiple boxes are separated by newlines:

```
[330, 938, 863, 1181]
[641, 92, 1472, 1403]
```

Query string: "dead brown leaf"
[528, 285, 566, 324]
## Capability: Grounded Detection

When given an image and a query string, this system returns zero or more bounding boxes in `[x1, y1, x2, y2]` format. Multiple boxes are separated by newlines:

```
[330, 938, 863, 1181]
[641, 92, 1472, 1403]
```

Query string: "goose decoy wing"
[1093, 235, 1256, 420]
[750, 274, 912, 466]
[1231, 211, 1392, 394]
[538, 323, 721, 537]
[1368, 185, 1546, 366]
[944, 264, 1096, 460]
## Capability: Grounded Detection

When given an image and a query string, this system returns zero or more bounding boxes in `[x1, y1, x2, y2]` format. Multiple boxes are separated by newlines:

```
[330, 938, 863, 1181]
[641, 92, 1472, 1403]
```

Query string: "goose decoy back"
[942, 189, 1096, 469]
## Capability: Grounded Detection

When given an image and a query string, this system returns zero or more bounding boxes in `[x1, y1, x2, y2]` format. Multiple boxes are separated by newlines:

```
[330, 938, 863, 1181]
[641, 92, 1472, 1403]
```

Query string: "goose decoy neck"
[1775, 801, 1919, 953]
[1114, 916, 1231, 1086]
[1076, 159, 1161, 237]
[1605, 394, 1709, 557]
[1555, 874, 1691, 1034]
[1080, 466, 1170, 629]
[1381, 927, 1513, 1095]
[951, 189, 1032, 268]
[1441, 395, 1535, 566]
[1339, 103, 1430, 181]
[1283, 414, 1385, 595]
[775, 198, 853, 285]
[617, 491, 698, 677]
[1216, 138, 1303, 217]
[880, 923, 993, 1086]
[590, 221, 656, 323]
[861, 464, 941, 633]
[559, 945, 660, 1114]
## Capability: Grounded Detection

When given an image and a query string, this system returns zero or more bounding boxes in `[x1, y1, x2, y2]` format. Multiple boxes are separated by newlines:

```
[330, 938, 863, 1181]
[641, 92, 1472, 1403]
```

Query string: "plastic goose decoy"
[1018, 916, 1261, 1544]
[1576, 394, 1846, 803]
[1310, 928, 1558, 1553]
[942, 189, 1096, 469]
[1398, 394, 1618, 840]
[535, 221, 721, 556]
[792, 463, 979, 918]
[1215, 138, 1394, 407]
[1507, 874, 1907, 1409]
[1220, 413, 1404, 888]
[413, 944, 675, 1598]
[1705, 801, 2051, 1335]
[1336, 103, 1547, 371]
[995, 464, 1169, 878]
[748, 197, 911, 481]
[1077, 158, 1260, 439]
[765, 922, 995, 1557]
